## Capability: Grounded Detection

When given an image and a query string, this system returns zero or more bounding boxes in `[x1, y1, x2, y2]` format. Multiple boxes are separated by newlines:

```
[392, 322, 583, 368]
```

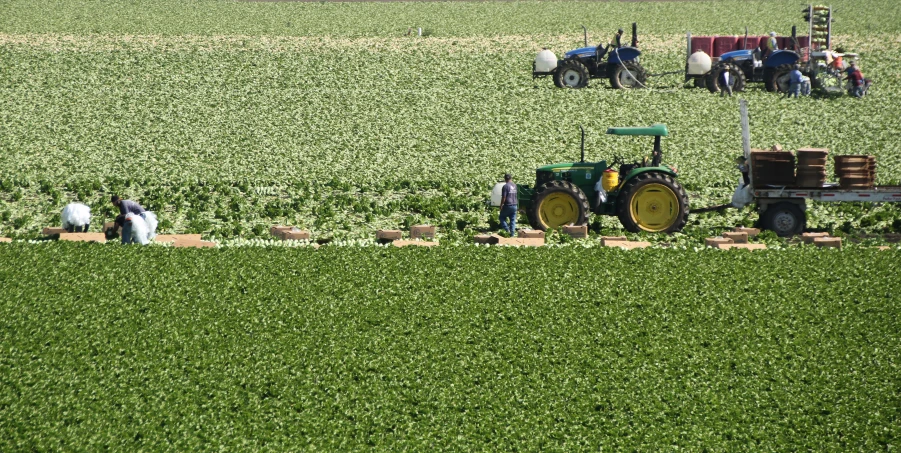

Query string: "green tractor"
[509, 124, 689, 233]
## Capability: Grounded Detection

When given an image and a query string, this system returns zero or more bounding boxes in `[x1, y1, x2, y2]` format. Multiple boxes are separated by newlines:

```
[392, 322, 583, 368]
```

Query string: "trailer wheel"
[616, 172, 688, 233]
[761, 202, 806, 237]
[706, 62, 746, 93]
[609, 61, 647, 89]
[765, 64, 793, 93]
[554, 61, 589, 89]
[528, 181, 590, 231]
[693, 77, 706, 89]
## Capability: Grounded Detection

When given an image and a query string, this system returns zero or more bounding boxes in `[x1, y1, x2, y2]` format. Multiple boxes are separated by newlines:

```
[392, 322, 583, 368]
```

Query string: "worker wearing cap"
[499, 173, 518, 237]
[609, 28, 624, 49]
[787, 64, 805, 98]
[845, 61, 865, 97]
[110, 195, 146, 244]
[763, 31, 778, 61]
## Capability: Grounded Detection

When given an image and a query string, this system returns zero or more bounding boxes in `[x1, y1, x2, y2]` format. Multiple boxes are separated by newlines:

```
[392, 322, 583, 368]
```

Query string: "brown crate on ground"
[473, 234, 495, 244]
[603, 240, 651, 249]
[518, 229, 545, 239]
[732, 227, 760, 237]
[58, 233, 106, 243]
[0, 237, 12, 243]
[717, 243, 767, 250]
[814, 237, 842, 249]
[172, 238, 217, 248]
[601, 236, 628, 245]
[155, 234, 202, 243]
[410, 225, 436, 240]
[270, 225, 293, 237]
[376, 230, 402, 242]
[796, 147, 828, 155]
[801, 232, 830, 244]
[705, 237, 733, 247]
[281, 231, 311, 241]
[562, 225, 588, 239]
[102, 222, 116, 232]
[499, 237, 544, 247]
[42, 227, 67, 236]
[722, 231, 749, 244]
[392, 240, 439, 248]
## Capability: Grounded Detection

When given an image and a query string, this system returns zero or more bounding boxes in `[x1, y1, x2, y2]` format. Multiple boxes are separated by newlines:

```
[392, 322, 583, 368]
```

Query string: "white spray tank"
[534, 48, 558, 73]
[490, 182, 506, 207]
[687, 50, 712, 75]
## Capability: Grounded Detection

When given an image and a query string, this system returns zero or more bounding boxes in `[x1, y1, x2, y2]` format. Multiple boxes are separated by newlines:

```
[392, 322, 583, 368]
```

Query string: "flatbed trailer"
[752, 186, 901, 236]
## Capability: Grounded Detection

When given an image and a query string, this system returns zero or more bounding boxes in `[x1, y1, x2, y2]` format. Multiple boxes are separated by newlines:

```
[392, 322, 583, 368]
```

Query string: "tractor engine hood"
[536, 162, 601, 172]
[719, 49, 753, 61]
[564, 46, 597, 59]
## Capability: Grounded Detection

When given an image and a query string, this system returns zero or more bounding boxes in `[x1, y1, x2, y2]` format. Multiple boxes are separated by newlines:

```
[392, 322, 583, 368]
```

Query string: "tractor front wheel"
[706, 63, 746, 93]
[609, 61, 648, 89]
[760, 202, 806, 237]
[528, 181, 590, 231]
[616, 172, 689, 233]
[554, 61, 589, 89]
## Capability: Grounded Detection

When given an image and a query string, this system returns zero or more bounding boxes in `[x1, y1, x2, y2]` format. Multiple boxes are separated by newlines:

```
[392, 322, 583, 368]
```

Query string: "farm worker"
[110, 195, 146, 244]
[844, 61, 865, 97]
[830, 47, 845, 71]
[609, 28, 624, 49]
[787, 65, 805, 98]
[719, 70, 733, 97]
[763, 31, 778, 60]
[499, 173, 518, 237]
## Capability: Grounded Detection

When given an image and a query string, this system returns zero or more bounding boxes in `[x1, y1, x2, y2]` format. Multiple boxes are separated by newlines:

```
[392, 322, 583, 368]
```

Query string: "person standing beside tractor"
[845, 61, 867, 97]
[499, 173, 518, 237]
[110, 195, 146, 244]
[720, 70, 733, 97]
[787, 64, 806, 98]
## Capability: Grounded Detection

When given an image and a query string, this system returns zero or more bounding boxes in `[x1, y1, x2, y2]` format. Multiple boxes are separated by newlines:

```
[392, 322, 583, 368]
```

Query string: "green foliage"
[0, 243, 898, 449]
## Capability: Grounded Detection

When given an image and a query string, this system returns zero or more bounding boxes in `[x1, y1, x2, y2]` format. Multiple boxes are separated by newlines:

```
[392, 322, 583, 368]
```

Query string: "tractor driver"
[610, 28, 624, 49]
[762, 31, 778, 61]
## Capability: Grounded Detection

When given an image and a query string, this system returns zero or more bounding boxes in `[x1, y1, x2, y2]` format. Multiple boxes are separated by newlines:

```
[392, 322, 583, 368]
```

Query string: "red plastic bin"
[690, 36, 714, 56]
[713, 36, 740, 57]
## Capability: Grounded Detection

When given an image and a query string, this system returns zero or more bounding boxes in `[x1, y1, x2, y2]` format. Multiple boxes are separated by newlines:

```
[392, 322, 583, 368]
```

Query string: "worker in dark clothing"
[845, 61, 866, 97]
[787, 64, 805, 98]
[110, 195, 147, 244]
[610, 28, 624, 49]
[499, 173, 518, 237]
[720, 70, 733, 97]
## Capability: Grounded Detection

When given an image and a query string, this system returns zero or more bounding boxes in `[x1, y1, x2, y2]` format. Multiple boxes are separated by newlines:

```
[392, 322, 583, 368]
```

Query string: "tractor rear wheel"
[616, 172, 689, 233]
[693, 77, 706, 89]
[528, 181, 590, 231]
[609, 61, 647, 89]
[554, 61, 589, 89]
[765, 64, 793, 93]
[761, 202, 806, 237]
[706, 62, 746, 93]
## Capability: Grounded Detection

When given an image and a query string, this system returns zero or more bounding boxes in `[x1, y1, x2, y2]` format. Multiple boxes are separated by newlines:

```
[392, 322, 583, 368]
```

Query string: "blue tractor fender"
[608, 46, 641, 64]
[764, 50, 800, 68]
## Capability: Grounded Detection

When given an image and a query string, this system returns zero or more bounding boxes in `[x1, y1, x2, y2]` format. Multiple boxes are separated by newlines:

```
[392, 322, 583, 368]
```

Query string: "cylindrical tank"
[534, 49, 558, 73]
[490, 182, 506, 207]
[602, 169, 620, 192]
[687, 51, 712, 75]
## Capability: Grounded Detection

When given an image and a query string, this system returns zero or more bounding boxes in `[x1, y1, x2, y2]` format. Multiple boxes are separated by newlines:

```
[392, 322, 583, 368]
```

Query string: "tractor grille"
[536, 171, 554, 187]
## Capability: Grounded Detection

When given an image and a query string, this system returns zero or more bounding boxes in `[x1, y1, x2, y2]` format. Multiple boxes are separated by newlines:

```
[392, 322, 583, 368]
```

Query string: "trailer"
[737, 100, 898, 236]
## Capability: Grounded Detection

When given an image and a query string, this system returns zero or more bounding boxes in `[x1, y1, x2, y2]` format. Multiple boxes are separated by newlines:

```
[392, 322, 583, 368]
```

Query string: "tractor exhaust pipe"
[579, 125, 586, 162]
[791, 25, 798, 51]
[582, 25, 588, 47]
[631, 22, 638, 47]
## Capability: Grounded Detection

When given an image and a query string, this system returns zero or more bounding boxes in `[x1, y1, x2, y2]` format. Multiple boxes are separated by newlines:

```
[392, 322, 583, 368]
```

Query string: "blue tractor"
[533, 23, 647, 89]
[703, 37, 808, 94]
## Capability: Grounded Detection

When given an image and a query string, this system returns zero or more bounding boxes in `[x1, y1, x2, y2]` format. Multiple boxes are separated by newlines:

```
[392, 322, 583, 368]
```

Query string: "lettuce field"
[2, 0, 901, 239]
[2, 0, 901, 449]
[1, 243, 899, 450]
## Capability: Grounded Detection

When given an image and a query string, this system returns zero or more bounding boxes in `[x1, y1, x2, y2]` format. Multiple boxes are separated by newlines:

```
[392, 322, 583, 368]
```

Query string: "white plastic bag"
[731, 178, 753, 208]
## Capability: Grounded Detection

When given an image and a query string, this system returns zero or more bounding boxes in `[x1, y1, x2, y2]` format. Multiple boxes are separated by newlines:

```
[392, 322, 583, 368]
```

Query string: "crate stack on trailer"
[806, 4, 832, 51]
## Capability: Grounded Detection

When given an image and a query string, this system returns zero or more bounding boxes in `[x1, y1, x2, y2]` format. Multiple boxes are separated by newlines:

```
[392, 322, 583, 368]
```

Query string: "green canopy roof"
[606, 123, 669, 137]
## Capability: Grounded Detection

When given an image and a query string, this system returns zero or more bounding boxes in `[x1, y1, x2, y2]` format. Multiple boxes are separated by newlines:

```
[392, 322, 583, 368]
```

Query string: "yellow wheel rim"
[630, 183, 680, 232]
[538, 192, 580, 229]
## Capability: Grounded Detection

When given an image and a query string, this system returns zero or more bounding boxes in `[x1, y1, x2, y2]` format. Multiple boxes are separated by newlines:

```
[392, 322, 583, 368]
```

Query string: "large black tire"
[765, 63, 793, 93]
[761, 202, 806, 237]
[528, 181, 590, 231]
[608, 61, 648, 89]
[616, 172, 689, 233]
[693, 77, 706, 89]
[553, 60, 589, 89]
[706, 63, 746, 93]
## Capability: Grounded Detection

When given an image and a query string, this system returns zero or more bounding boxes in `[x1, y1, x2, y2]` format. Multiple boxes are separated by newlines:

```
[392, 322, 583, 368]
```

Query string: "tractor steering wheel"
[606, 156, 625, 170]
